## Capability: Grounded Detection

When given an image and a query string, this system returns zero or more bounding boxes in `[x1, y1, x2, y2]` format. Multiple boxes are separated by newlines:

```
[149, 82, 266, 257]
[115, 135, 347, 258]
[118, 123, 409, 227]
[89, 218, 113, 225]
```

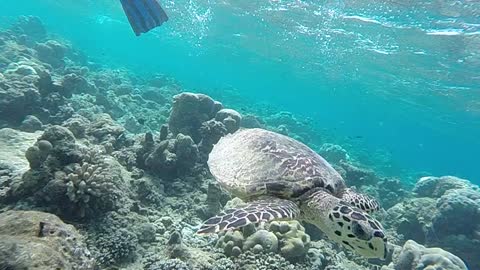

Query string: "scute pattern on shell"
[208, 128, 346, 198]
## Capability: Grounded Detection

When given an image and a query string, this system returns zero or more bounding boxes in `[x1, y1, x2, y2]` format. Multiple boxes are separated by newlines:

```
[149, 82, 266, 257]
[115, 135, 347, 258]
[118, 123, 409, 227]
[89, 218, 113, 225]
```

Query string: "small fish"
[137, 118, 146, 125]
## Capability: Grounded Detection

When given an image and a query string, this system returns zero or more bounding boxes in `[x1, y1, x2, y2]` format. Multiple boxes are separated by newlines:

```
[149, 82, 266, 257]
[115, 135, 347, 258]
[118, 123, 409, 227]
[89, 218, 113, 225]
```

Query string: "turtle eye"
[374, 231, 385, 239]
[352, 221, 369, 240]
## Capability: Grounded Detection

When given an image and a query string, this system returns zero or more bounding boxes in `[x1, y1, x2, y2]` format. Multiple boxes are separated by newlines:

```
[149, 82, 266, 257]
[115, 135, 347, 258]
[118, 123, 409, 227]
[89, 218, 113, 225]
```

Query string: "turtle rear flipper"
[197, 198, 299, 234]
[341, 188, 380, 213]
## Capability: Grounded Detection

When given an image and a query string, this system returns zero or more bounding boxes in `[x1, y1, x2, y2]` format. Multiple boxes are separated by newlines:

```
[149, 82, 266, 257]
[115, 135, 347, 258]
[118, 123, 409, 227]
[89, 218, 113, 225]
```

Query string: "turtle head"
[326, 203, 387, 259]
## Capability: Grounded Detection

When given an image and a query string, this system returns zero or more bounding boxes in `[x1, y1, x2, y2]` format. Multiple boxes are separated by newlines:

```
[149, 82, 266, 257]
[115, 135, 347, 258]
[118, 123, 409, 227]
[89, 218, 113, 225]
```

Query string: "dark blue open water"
[2, 0, 479, 183]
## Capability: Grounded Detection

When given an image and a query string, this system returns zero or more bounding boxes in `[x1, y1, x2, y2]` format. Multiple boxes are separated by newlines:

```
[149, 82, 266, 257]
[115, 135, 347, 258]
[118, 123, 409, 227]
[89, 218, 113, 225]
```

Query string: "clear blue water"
[2, 0, 479, 183]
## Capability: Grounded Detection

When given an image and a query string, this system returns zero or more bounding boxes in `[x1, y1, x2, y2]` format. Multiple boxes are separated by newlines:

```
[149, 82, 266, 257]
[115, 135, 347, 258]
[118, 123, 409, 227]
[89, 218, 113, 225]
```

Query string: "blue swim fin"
[120, 0, 168, 36]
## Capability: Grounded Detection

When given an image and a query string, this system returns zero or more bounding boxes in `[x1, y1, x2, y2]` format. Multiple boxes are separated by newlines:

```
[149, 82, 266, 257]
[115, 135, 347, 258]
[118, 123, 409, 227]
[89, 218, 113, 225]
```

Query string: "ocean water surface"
[1, 0, 479, 182]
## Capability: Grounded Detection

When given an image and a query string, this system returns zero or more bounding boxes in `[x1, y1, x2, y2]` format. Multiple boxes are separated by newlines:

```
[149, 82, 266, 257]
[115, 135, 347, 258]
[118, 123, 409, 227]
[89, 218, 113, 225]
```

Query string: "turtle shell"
[208, 128, 346, 199]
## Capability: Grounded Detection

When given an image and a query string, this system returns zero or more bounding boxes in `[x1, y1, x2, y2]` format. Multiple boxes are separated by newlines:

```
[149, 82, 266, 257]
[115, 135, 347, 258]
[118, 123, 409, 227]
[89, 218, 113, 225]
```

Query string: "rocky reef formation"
[385, 176, 480, 269]
[216, 219, 310, 261]
[4, 125, 131, 219]
[0, 16, 474, 270]
[382, 240, 467, 270]
[0, 210, 95, 269]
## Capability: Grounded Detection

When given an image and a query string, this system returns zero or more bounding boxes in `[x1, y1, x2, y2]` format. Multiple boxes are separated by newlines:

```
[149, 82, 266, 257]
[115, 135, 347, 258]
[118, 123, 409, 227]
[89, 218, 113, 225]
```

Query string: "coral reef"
[168, 92, 223, 142]
[381, 240, 467, 270]
[215, 108, 242, 134]
[319, 143, 349, 163]
[0, 16, 474, 270]
[241, 114, 264, 129]
[10, 16, 47, 41]
[7, 125, 131, 218]
[264, 111, 314, 144]
[0, 68, 42, 122]
[142, 133, 199, 176]
[0, 210, 95, 269]
[269, 220, 311, 260]
[215, 208, 311, 262]
[413, 176, 475, 198]
[133, 91, 242, 177]
[92, 228, 139, 265]
[35, 40, 67, 68]
[167, 92, 242, 157]
[385, 197, 437, 244]
[0, 128, 41, 172]
[20, 115, 43, 132]
[338, 160, 377, 187]
[386, 176, 480, 269]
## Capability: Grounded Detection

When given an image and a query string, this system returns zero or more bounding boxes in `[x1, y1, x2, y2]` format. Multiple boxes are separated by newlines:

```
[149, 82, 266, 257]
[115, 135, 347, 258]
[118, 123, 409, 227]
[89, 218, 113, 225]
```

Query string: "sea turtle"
[198, 128, 387, 259]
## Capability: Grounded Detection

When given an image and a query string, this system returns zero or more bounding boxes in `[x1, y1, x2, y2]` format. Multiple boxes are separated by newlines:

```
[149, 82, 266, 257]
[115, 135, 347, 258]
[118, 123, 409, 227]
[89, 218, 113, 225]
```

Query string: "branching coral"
[20, 125, 129, 218]
[92, 228, 138, 266]
[63, 154, 125, 217]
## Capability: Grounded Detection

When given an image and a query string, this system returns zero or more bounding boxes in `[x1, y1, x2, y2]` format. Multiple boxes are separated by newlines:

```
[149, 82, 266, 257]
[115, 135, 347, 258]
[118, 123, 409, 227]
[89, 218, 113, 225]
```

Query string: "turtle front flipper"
[197, 198, 300, 234]
[340, 188, 380, 213]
